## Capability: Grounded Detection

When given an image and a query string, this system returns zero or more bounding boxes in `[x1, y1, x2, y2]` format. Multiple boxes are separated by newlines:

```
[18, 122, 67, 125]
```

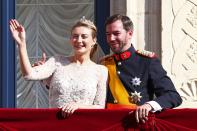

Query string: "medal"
[129, 91, 142, 104]
[131, 77, 141, 86]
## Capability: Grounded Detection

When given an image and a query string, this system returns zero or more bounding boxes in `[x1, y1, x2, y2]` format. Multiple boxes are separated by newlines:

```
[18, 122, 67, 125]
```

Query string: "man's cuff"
[146, 101, 162, 112]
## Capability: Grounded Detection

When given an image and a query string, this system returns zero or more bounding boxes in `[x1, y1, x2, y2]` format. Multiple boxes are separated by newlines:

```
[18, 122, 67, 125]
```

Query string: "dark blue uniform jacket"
[107, 46, 182, 109]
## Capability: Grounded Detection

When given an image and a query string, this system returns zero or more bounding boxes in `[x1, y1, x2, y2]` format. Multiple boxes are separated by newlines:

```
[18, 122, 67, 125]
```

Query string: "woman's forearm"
[18, 43, 33, 76]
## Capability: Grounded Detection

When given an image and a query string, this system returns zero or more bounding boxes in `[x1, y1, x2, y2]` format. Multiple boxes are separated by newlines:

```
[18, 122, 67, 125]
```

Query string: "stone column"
[110, 0, 126, 15]
[127, 0, 161, 58]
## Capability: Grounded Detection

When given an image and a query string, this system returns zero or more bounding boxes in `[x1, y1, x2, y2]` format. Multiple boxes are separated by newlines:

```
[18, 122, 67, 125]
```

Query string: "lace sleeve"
[24, 56, 58, 80]
[93, 65, 108, 108]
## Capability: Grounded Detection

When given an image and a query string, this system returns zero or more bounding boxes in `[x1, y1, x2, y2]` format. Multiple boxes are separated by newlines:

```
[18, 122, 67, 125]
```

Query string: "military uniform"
[101, 45, 182, 109]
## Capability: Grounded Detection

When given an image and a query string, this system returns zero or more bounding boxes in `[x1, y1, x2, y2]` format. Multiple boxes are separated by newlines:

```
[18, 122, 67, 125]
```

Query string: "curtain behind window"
[16, 0, 104, 108]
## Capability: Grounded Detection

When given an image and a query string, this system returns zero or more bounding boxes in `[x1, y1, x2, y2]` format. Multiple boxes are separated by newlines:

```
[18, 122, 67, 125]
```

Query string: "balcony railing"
[0, 108, 196, 131]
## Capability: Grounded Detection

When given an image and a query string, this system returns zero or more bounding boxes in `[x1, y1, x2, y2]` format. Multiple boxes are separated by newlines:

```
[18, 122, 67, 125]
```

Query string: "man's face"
[106, 20, 132, 53]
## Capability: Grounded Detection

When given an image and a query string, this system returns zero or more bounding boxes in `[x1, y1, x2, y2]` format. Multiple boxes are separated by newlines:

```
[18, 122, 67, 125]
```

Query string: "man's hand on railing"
[135, 103, 152, 123]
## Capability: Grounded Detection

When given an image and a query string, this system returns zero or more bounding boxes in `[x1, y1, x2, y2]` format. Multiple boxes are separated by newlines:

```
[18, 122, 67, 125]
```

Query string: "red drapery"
[0, 108, 197, 131]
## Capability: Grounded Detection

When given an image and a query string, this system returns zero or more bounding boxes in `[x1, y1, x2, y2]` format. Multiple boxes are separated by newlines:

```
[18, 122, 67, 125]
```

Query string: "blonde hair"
[71, 16, 98, 59]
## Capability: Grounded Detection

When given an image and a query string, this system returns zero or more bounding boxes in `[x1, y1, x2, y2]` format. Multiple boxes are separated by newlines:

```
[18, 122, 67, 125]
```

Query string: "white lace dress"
[24, 55, 108, 108]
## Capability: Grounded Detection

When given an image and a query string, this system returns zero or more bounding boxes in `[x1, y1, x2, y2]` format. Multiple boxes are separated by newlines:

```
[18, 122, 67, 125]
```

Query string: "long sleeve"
[24, 56, 58, 81]
[149, 58, 182, 109]
[93, 66, 108, 108]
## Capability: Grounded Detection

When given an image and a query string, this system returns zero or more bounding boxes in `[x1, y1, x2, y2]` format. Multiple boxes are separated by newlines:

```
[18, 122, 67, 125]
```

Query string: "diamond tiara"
[79, 16, 96, 29]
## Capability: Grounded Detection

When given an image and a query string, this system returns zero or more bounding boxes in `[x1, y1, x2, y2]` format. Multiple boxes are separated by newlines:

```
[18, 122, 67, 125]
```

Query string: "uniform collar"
[113, 45, 135, 61]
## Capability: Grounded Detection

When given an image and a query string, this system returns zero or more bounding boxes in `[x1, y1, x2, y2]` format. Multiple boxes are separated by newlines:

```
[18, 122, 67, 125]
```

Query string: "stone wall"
[162, 0, 197, 108]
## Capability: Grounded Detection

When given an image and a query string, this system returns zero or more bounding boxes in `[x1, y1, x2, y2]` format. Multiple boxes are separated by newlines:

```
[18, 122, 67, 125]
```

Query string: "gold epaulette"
[136, 50, 156, 58]
[99, 54, 114, 64]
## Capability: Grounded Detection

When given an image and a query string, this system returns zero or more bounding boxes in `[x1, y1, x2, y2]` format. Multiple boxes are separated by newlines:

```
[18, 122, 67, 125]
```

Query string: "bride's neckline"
[68, 56, 96, 66]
